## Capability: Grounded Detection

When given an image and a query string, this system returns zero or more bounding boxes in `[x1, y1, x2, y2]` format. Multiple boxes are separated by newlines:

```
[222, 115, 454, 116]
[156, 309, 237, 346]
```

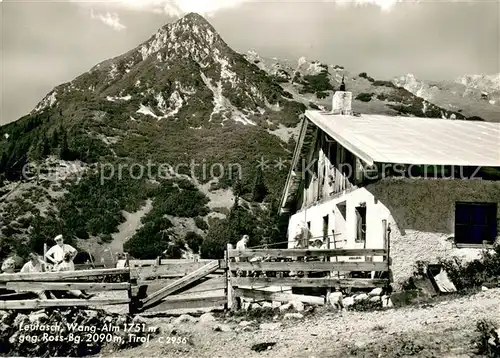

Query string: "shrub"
[185, 231, 204, 254]
[99, 234, 113, 244]
[200, 220, 229, 259]
[124, 217, 178, 259]
[372, 80, 396, 88]
[302, 71, 333, 93]
[56, 171, 150, 239]
[358, 72, 375, 82]
[273, 76, 289, 83]
[316, 91, 328, 99]
[151, 179, 209, 218]
[356, 93, 373, 102]
[194, 216, 209, 230]
[377, 93, 388, 101]
[438, 244, 500, 291]
[473, 319, 500, 357]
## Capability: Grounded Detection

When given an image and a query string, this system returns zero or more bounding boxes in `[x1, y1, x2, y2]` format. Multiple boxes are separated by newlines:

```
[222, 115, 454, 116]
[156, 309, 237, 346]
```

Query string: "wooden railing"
[131, 259, 220, 280]
[139, 260, 221, 311]
[0, 267, 138, 312]
[225, 247, 390, 309]
[0, 247, 391, 314]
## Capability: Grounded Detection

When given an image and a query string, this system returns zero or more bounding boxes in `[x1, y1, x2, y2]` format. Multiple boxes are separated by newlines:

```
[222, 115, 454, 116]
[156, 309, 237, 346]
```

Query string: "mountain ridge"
[393, 73, 500, 122]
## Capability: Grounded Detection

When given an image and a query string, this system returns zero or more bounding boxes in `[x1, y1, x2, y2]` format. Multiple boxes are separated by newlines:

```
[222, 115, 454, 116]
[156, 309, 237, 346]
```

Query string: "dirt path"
[101, 288, 500, 358]
[109, 199, 153, 253]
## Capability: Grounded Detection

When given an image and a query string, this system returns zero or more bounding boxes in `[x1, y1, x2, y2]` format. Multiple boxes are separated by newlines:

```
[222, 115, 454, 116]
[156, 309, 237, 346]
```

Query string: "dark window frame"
[355, 205, 367, 243]
[454, 202, 497, 247]
[323, 215, 329, 243]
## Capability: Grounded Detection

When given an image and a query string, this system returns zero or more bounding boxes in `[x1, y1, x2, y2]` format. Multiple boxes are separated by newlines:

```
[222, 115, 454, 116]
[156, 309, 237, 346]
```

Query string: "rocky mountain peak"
[139, 12, 228, 63]
[28, 11, 293, 127]
[180, 12, 213, 26]
[456, 73, 500, 93]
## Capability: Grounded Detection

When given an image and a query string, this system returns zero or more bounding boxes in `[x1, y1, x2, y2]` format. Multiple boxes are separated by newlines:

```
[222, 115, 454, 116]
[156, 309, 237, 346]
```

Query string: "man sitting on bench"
[20, 253, 48, 299]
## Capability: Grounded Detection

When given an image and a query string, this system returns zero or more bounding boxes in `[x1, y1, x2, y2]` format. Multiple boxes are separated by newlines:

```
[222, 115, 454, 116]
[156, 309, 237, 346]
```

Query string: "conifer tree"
[59, 128, 71, 160]
[41, 135, 50, 156]
[252, 166, 267, 202]
[51, 129, 59, 148]
[0, 153, 6, 173]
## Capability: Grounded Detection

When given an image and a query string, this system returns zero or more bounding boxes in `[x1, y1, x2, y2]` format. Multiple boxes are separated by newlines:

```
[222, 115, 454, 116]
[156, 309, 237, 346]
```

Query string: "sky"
[1, 0, 499, 125]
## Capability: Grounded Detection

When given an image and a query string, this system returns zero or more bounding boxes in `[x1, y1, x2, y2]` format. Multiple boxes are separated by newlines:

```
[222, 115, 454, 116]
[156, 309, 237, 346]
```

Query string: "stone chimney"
[331, 75, 352, 115]
[331, 91, 352, 115]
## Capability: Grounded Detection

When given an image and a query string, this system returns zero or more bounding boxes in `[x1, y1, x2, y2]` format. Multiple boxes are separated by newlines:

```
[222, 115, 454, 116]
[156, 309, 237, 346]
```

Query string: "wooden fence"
[0, 259, 226, 315]
[225, 246, 390, 310]
[0, 245, 391, 314]
[0, 268, 136, 312]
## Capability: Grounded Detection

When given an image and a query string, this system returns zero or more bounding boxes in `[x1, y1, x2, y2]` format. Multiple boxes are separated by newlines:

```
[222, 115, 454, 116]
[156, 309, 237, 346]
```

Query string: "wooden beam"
[0, 298, 130, 310]
[74, 264, 106, 270]
[0, 268, 130, 282]
[144, 294, 226, 312]
[132, 262, 213, 280]
[232, 277, 388, 288]
[227, 248, 387, 258]
[0, 292, 39, 300]
[6, 282, 130, 291]
[229, 261, 388, 272]
[128, 259, 214, 267]
[279, 117, 309, 211]
[141, 260, 219, 309]
[233, 288, 324, 305]
[135, 278, 224, 297]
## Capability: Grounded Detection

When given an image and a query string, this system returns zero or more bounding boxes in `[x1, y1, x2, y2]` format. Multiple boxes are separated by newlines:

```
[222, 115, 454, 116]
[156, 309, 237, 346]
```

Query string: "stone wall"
[367, 178, 500, 286]
[366, 178, 500, 235]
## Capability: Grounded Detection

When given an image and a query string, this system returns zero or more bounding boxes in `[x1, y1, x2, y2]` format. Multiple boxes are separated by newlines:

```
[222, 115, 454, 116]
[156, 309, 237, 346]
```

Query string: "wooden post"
[126, 266, 135, 315]
[226, 244, 239, 311]
[386, 223, 391, 270]
[224, 245, 229, 312]
[326, 231, 331, 300]
[108, 249, 115, 267]
[382, 220, 388, 263]
[87, 250, 95, 269]
[332, 230, 340, 280]
[122, 253, 137, 314]
[154, 256, 161, 280]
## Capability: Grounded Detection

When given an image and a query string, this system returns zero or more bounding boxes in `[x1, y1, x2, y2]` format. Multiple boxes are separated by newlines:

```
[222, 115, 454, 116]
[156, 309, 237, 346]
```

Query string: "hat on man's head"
[54, 234, 63, 242]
